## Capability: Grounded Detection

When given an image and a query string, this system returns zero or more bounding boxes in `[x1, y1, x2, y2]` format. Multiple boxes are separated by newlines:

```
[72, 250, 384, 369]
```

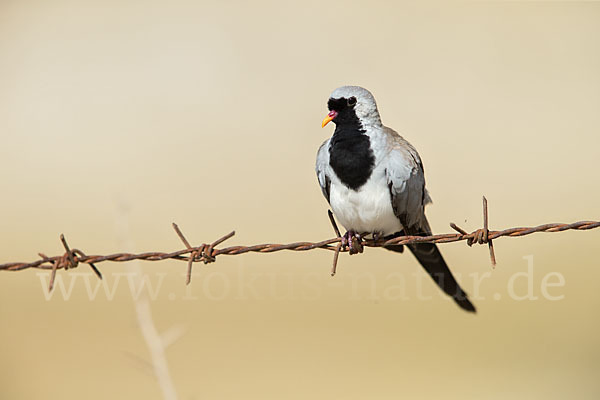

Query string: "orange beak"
[321, 110, 338, 128]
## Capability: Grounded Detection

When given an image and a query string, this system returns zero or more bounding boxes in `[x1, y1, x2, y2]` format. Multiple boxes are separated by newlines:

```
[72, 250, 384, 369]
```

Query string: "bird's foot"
[342, 231, 363, 255]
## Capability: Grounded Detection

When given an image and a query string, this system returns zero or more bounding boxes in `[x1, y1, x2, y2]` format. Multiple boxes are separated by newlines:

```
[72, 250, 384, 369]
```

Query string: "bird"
[315, 85, 476, 312]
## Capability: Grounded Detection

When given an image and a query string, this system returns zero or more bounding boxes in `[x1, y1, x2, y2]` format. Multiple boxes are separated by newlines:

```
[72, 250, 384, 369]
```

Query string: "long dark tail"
[385, 241, 476, 313]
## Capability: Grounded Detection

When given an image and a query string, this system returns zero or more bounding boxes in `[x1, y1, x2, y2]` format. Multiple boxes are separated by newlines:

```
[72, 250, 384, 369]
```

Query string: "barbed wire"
[1, 197, 599, 291]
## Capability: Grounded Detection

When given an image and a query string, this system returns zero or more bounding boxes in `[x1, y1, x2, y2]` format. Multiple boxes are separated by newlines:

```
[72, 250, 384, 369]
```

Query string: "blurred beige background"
[1, 1, 599, 399]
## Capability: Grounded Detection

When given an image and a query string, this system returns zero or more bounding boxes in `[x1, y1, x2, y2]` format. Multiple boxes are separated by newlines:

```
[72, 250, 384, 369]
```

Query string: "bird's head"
[322, 86, 382, 129]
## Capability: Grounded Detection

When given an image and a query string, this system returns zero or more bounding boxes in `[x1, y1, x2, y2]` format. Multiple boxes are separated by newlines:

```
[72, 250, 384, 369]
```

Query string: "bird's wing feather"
[383, 127, 430, 233]
[315, 139, 332, 203]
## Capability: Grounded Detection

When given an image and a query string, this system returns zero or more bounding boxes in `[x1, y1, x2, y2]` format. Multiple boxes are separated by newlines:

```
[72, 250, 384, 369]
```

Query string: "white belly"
[329, 172, 402, 236]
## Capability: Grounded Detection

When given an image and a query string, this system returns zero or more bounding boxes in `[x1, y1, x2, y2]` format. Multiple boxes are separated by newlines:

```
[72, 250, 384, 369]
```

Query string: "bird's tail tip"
[455, 295, 477, 313]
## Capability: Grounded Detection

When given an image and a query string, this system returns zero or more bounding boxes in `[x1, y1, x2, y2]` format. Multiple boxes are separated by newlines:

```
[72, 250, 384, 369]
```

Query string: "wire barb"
[483, 196, 497, 266]
[74, 249, 103, 280]
[172, 223, 201, 285]
[327, 210, 343, 276]
[449, 197, 497, 267]
[206, 231, 236, 263]
[171, 223, 235, 285]
[37, 235, 103, 291]
[37, 253, 57, 292]
[328, 210, 342, 238]
[59, 234, 77, 270]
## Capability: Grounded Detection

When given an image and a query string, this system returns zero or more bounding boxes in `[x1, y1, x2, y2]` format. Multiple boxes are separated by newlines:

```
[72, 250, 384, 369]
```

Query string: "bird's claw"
[342, 231, 363, 255]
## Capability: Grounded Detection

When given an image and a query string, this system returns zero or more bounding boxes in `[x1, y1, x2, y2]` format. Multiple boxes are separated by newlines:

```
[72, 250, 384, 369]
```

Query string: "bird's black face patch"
[328, 97, 357, 111]
[327, 97, 359, 126]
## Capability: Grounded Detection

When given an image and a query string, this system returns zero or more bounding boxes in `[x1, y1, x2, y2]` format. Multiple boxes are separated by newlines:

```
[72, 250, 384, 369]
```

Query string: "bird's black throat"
[328, 101, 375, 191]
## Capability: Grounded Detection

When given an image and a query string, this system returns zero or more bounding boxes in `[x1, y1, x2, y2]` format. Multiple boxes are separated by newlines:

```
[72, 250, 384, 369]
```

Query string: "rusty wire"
[1, 197, 599, 291]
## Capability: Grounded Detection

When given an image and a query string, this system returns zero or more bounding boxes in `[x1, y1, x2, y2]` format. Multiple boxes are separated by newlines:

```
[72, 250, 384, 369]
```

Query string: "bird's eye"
[347, 97, 357, 107]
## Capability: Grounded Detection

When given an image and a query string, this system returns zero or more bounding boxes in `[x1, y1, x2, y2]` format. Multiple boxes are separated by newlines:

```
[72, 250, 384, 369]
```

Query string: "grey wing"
[384, 129, 431, 234]
[315, 139, 332, 203]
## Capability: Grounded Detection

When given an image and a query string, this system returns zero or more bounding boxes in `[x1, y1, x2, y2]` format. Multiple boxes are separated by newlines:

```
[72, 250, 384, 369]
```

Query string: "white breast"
[329, 166, 402, 236]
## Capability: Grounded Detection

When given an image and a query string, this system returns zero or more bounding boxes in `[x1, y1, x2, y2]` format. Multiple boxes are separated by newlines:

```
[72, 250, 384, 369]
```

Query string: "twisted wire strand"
[1, 197, 598, 290]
